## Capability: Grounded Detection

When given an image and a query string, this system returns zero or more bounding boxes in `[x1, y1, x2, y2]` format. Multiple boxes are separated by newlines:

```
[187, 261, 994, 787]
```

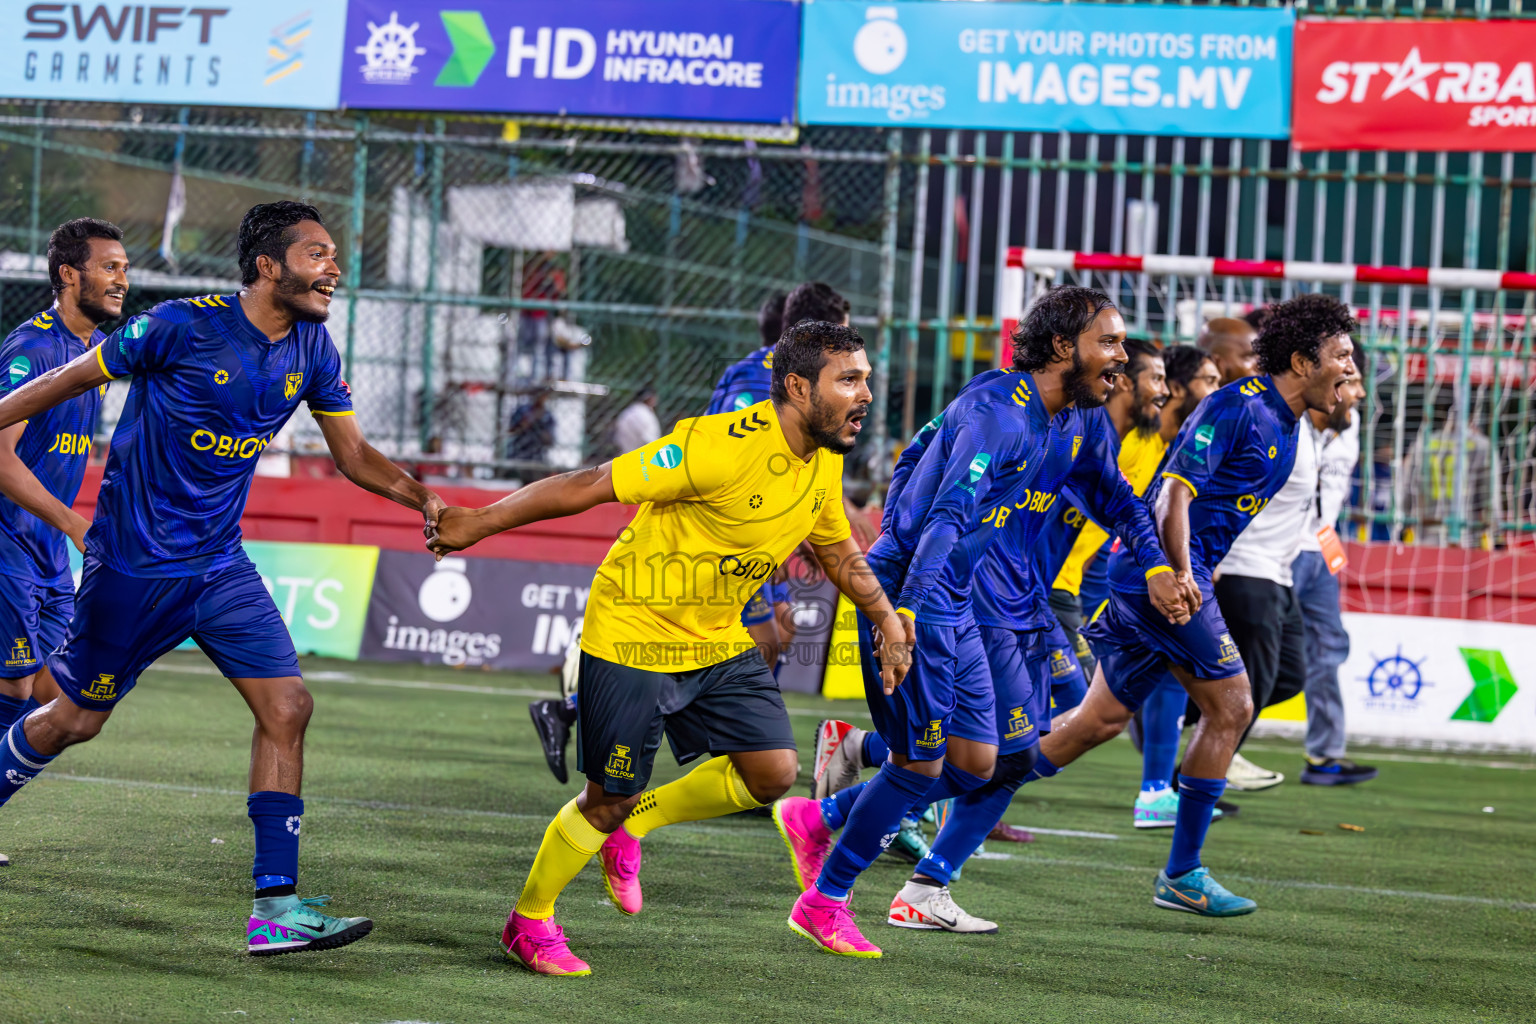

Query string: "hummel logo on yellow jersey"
[727, 411, 770, 438]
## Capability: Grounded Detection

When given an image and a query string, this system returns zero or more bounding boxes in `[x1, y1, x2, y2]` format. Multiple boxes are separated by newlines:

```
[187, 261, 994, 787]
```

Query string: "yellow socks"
[623, 756, 762, 840]
[514, 798, 608, 920]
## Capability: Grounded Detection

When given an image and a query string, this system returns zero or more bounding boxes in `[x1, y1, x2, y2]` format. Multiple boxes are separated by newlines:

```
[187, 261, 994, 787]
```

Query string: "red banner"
[1294, 18, 1536, 151]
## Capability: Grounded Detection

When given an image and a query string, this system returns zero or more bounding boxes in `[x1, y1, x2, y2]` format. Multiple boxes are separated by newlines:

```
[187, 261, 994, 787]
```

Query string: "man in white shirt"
[1292, 361, 1378, 785]
[611, 385, 661, 454]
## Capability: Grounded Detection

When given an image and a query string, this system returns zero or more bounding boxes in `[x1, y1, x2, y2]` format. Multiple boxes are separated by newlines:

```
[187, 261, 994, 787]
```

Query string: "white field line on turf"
[1014, 855, 1536, 912]
[146, 661, 874, 721]
[1238, 742, 1535, 772]
[35, 774, 1533, 911]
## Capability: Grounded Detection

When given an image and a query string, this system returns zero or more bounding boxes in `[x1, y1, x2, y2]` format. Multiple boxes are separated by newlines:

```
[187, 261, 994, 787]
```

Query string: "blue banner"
[2, 2, 345, 109]
[340, 0, 800, 124]
[799, 1, 1292, 138]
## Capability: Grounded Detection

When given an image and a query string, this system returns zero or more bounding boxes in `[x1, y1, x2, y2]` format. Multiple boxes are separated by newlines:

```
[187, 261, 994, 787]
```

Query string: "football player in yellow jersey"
[428, 321, 913, 976]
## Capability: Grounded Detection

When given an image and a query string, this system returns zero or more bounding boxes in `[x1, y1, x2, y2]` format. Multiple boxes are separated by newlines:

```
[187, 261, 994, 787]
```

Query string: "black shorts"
[575, 648, 797, 795]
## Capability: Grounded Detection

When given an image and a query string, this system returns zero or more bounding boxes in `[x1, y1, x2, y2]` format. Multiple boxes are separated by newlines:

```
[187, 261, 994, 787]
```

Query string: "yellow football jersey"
[582, 400, 851, 670]
[1052, 428, 1168, 595]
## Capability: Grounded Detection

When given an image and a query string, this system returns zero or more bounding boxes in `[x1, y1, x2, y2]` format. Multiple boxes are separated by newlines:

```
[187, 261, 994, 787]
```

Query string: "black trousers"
[1211, 573, 1308, 746]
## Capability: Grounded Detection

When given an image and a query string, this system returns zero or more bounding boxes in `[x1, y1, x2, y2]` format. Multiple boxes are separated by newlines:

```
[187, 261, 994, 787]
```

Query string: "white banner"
[1265, 612, 1536, 751]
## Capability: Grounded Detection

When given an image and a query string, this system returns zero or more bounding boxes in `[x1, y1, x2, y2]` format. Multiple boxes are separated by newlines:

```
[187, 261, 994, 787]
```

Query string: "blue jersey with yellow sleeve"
[867, 370, 1053, 625]
[1109, 375, 1298, 594]
[706, 346, 775, 415]
[0, 309, 103, 584]
[90, 294, 353, 578]
[973, 407, 1167, 631]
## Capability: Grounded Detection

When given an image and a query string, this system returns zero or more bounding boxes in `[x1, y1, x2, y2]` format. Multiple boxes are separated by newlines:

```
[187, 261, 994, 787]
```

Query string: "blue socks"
[1167, 774, 1225, 877]
[922, 761, 991, 804]
[248, 791, 304, 896]
[819, 780, 866, 831]
[1021, 752, 1061, 785]
[1141, 677, 1186, 791]
[0, 693, 38, 731]
[860, 731, 889, 768]
[916, 748, 1038, 885]
[0, 716, 55, 809]
[816, 761, 932, 899]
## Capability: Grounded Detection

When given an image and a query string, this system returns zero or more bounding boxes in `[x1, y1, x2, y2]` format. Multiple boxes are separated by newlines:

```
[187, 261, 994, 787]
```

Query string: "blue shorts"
[978, 625, 1046, 754]
[1082, 584, 1245, 712]
[740, 580, 788, 626]
[50, 554, 300, 710]
[860, 612, 995, 761]
[1041, 616, 1088, 720]
[0, 573, 73, 679]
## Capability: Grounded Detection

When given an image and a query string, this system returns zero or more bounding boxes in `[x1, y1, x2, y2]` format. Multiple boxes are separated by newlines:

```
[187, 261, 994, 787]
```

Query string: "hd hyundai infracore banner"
[799, 0, 1292, 137]
[340, 0, 799, 123]
[1294, 18, 1536, 151]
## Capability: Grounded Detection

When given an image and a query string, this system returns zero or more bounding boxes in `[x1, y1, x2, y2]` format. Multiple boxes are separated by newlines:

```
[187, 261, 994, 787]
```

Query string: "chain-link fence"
[1, 89, 1535, 545]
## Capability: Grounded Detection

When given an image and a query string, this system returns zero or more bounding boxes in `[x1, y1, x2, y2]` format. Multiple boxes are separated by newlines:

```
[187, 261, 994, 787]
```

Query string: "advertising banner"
[340, 0, 799, 123]
[1294, 19, 1536, 151]
[799, 1, 1292, 137]
[362, 549, 596, 671]
[2, 2, 346, 108]
[1326, 612, 1535, 751]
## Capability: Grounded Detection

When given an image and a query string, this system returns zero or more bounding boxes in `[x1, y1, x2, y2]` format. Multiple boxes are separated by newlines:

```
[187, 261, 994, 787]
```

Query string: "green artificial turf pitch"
[0, 652, 1531, 1024]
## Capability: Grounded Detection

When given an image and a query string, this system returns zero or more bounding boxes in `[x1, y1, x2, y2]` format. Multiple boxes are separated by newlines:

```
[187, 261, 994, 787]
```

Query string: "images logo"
[355, 11, 427, 85]
[853, 7, 906, 75]
[418, 558, 472, 623]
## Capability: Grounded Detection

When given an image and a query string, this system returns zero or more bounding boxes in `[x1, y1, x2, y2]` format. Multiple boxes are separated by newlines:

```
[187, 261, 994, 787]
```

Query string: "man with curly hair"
[1008, 293, 1357, 918]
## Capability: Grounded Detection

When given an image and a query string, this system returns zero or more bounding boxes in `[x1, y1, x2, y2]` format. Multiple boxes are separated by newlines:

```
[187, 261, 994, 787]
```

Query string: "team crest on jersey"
[122, 316, 148, 340]
[1217, 633, 1240, 665]
[812, 488, 826, 515]
[1050, 648, 1074, 678]
[606, 744, 635, 780]
[916, 719, 945, 748]
[214, 369, 230, 385]
[284, 373, 304, 400]
[7, 356, 29, 385]
[80, 674, 118, 701]
[1003, 707, 1033, 740]
[6, 638, 31, 667]
[1071, 435, 1083, 460]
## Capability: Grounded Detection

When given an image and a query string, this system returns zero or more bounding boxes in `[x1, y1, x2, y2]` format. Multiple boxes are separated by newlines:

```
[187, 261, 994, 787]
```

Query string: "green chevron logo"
[434, 11, 496, 88]
[1452, 648, 1518, 723]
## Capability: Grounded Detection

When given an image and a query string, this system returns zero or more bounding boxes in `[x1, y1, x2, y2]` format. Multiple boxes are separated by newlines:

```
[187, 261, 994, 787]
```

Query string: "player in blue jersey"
[782, 287, 1193, 956]
[0, 218, 126, 869]
[0, 202, 445, 955]
[1018, 294, 1357, 918]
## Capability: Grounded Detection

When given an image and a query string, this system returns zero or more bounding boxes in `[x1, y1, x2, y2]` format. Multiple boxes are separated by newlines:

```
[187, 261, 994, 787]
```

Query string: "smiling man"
[427, 319, 912, 977]
[0, 202, 444, 955]
[1020, 292, 1358, 918]
[0, 219, 126, 869]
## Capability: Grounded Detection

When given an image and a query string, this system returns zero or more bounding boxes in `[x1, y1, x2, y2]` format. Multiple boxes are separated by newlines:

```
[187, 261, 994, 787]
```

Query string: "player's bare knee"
[260, 680, 313, 736]
[41, 702, 107, 747]
[742, 751, 798, 802]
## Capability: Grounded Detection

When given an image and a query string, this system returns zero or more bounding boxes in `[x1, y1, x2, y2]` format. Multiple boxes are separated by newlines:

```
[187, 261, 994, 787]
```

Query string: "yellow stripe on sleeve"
[93, 345, 117, 380]
[310, 409, 355, 417]
[1161, 472, 1199, 498]
[1145, 565, 1173, 580]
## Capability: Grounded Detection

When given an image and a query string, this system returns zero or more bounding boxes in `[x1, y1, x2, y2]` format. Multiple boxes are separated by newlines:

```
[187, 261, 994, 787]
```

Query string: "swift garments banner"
[1294, 18, 1536, 151]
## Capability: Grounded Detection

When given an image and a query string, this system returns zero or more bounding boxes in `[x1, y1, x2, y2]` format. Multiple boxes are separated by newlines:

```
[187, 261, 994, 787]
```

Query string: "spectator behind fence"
[1293, 352, 1378, 786]
[612, 386, 661, 454]
[1198, 316, 1259, 386]
[506, 389, 554, 464]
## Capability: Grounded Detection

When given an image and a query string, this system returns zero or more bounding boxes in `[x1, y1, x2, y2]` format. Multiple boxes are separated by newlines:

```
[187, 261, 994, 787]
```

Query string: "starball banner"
[799, 0, 1292, 137]
[3, 2, 347, 108]
[340, 0, 800, 123]
[1293, 19, 1536, 151]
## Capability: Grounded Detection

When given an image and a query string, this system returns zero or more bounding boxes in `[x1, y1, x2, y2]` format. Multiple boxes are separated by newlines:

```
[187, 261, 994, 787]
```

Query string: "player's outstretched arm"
[0, 348, 109, 433]
[1154, 477, 1203, 615]
[0, 422, 90, 552]
[812, 536, 913, 694]
[427, 463, 618, 559]
[316, 413, 445, 532]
